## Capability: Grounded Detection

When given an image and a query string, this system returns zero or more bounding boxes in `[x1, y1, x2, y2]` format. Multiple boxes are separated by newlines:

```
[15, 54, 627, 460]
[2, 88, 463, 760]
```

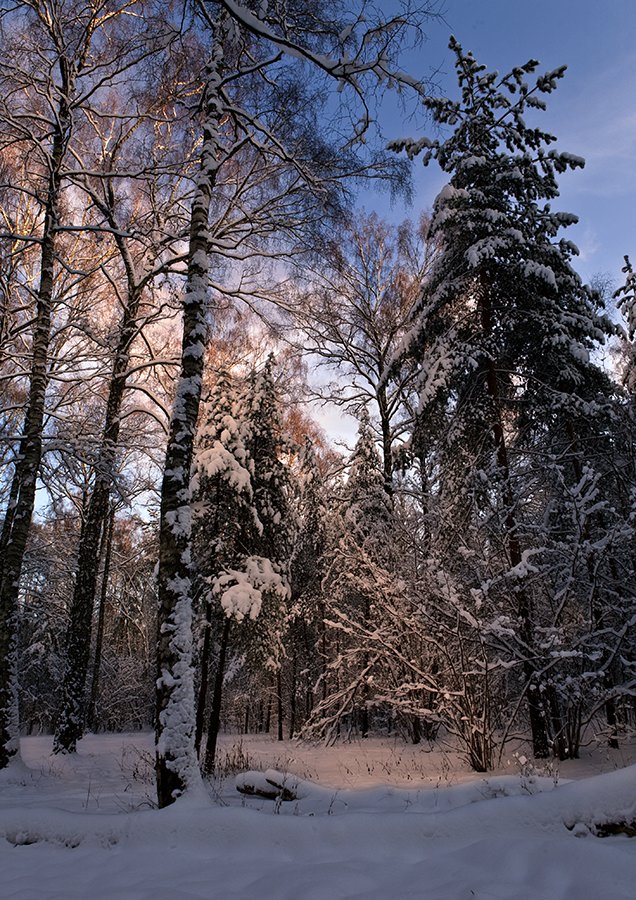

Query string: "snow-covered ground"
[1, 732, 635, 899]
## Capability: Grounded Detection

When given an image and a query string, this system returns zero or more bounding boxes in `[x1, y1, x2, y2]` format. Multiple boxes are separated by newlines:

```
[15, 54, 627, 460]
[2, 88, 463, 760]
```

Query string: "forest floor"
[1, 730, 636, 899]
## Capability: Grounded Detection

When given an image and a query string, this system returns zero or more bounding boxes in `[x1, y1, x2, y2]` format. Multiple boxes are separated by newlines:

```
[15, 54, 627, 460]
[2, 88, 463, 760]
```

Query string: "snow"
[2, 733, 635, 899]
[524, 260, 558, 288]
[214, 556, 288, 621]
[156, 578, 200, 796]
[193, 441, 252, 493]
[218, 579, 263, 621]
[164, 505, 191, 539]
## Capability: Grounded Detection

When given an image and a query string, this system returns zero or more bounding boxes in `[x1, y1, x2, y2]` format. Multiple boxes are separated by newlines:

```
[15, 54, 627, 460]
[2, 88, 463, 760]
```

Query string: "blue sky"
[366, 0, 636, 291]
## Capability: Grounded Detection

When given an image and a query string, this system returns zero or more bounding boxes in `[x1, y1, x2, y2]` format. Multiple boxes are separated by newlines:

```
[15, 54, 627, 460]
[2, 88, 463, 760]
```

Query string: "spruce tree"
[243, 357, 295, 742]
[391, 39, 618, 757]
[192, 358, 295, 767]
[191, 369, 255, 762]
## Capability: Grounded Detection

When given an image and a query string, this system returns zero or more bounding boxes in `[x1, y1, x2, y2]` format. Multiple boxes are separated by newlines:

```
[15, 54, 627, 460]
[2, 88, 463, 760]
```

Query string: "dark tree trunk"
[547, 685, 567, 760]
[202, 617, 231, 776]
[54, 277, 145, 752]
[377, 384, 394, 496]
[289, 651, 297, 739]
[479, 275, 551, 758]
[303, 621, 314, 722]
[320, 607, 328, 704]
[276, 668, 284, 741]
[155, 46, 225, 807]
[87, 506, 115, 732]
[195, 600, 214, 758]
[0, 77, 72, 767]
[265, 692, 272, 734]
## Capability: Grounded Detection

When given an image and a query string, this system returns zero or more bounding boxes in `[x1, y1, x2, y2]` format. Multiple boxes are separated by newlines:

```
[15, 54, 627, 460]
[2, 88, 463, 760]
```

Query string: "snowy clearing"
[1, 733, 636, 899]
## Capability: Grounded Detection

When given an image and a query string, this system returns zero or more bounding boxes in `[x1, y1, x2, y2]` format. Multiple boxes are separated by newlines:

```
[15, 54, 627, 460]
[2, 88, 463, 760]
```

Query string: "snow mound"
[1, 736, 636, 899]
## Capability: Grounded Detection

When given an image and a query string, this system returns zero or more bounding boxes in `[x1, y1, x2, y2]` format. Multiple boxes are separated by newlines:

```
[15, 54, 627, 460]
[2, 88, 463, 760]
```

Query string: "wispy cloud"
[555, 58, 636, 198]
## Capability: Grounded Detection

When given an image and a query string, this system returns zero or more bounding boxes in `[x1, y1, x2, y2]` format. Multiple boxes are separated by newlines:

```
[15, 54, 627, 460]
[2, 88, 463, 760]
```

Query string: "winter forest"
[1, 0, 636, 896]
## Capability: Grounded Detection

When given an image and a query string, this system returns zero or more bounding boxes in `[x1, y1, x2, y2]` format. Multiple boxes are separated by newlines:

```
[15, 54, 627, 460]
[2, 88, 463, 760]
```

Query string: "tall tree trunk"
[377, 385, 394, 496]
[54, 242, 145, 751]
[202, 617, 231, 775]
[276, 668, 284, 741]
[195, 599, 214, 757]
[87, 505, 115, 732]
[155, 42, 226, 807]
[289, 650, 297, 739]
[265, 690, 272, 734]
[0, 76, 72, 767]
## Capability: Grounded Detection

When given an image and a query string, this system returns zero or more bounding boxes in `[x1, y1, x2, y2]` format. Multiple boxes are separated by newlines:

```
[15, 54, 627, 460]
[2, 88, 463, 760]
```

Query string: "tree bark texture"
[87, 505, 115, 732]
[195, 599, 214, 758]
[155, 41, 225, 807]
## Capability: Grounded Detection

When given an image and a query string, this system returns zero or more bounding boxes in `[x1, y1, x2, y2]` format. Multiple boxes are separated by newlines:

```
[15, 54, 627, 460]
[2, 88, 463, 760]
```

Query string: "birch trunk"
[155, 37, 225, 807]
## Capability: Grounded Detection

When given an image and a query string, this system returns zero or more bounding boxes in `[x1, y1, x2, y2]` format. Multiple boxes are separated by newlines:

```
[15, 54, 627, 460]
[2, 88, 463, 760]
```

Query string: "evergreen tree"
[391, 39, 619, 757]
[245, 357, 296, 570]
[242, 357, 295, 742]
[343, 409, 394, 547]
[191, 369, 255, 764]
[191, 359, 294, 769]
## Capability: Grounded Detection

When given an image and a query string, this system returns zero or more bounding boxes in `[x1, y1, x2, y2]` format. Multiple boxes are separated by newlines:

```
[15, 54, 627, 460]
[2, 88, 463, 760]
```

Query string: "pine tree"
[191, 369, 255, 763]
[391, 38, 619, 757]
[242, 357, 295, 743]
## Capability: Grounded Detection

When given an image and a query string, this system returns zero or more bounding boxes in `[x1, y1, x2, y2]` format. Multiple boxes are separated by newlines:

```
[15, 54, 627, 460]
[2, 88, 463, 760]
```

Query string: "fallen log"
[235, 770, 299, 801]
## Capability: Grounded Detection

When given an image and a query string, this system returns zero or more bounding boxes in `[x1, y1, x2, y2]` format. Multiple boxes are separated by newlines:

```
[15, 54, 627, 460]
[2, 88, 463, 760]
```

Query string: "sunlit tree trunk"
[155, 40, 225, 807]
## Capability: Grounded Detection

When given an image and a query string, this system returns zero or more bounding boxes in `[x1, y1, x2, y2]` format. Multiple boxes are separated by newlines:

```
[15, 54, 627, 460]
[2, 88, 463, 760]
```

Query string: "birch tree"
[154, 0, 435, 805]
[286, 213, 435, 493]
[390, 39, 620, 757]
[53, 28, 194, 753]
[0, 0, 159, 768]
